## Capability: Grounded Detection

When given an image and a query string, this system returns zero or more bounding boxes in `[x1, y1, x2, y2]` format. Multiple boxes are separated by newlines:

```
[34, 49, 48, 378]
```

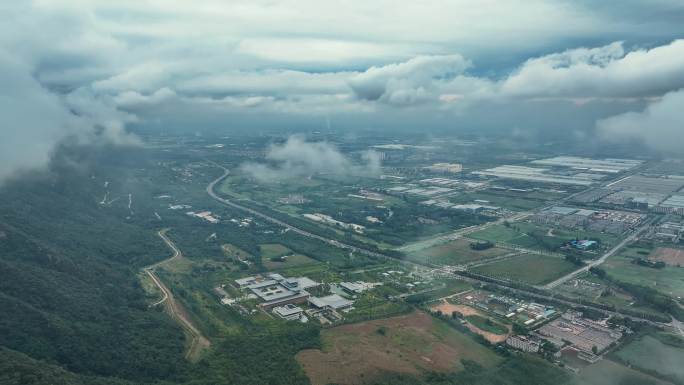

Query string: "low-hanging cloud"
[596, 89, 684, 154]
[344, 40, 684, 107]
[348, 55, 472, 105]
[0, 4, 140, 185]
[3, 1, 684, 160]
[500, 40, 684, 99]
[240, 135, 381, 182]
[0, 65, 139, 185]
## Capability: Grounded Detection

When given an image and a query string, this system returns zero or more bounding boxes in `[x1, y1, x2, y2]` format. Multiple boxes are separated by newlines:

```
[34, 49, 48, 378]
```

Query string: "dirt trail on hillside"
[144, 229, 210, 361]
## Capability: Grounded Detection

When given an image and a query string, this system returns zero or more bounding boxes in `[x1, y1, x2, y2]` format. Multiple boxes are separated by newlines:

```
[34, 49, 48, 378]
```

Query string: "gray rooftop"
[309, 294, 354, 310]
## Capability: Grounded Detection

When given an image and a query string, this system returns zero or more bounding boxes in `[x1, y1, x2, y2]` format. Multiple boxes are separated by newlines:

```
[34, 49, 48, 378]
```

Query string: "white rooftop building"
[308, 294, 354, 310]
[273, 304, 304, 321]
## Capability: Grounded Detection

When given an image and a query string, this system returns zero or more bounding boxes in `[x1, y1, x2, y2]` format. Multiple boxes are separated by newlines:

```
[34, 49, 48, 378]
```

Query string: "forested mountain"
[0, 146, 187, 383]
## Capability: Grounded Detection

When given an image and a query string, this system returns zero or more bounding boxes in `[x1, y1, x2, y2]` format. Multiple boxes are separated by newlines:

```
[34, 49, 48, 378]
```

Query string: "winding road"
[143, 229, 210, 361]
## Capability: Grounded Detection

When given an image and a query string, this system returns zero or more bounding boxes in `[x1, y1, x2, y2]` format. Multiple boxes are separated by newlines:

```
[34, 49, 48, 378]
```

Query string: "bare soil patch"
[430, 302, 510, 344]
[296, 311, 498, 385]
[650, 247, 684, 267]
[431, 302, 480, 316]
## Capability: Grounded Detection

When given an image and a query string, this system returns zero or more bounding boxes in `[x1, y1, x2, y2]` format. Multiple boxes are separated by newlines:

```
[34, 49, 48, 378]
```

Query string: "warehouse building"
[506, 335, 541, 353]
[530, 157, 641, 173]
[235, 273, 319, 310]
[273, 304, 305, 321]
[308, 294, 354, 311]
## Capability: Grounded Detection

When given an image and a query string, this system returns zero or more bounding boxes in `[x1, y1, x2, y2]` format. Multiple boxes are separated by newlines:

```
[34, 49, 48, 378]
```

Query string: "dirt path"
[143, 229, 210, 362]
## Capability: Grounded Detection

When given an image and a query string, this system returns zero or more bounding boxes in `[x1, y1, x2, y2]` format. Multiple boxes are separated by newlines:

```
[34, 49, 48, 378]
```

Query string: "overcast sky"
[1, 1, 684, 181]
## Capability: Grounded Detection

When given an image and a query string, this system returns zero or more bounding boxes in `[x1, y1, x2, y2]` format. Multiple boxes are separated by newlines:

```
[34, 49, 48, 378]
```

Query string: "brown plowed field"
[296, 311, 500, 385]
[650, 247, 684, 266]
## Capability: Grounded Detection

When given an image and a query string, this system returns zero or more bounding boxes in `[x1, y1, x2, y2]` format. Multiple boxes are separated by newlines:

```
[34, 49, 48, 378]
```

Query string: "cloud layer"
[597, 89, 684, 154]
[241, 136, 381, 182]
[0, 52, 138, 184]
[2, 0, 684, 182]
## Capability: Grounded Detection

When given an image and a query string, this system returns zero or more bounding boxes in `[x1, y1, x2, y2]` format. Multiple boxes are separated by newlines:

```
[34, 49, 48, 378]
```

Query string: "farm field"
[594, 291, 669, 318]
[617, 242, 655, 259]
[406, 238, 512, 265]
[613, 334, 684, 383]
[469, 225, 526, 244]
[470, 222, 621, 250]
[258, 243, 320, 270]
[471, 253, 578, 285]
[650, 247, 684, 267]
[573, 359, 672, 385]
[296, 311, 501, 385]
[603, 254, 684, 298]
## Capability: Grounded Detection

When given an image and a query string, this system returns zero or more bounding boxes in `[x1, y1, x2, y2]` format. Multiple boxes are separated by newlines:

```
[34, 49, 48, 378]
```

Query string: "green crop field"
[603, 253, 684, 298]
[573, 359, 671, 385]
[471, 253, 578, 285]
[406, 238, 512, 265]
[470, 222, 621, 250]
[469, 225, 523, 243]
[262, 253, 320, 271]
[613, 333, 684, 384]
[259, 243, 292, 258]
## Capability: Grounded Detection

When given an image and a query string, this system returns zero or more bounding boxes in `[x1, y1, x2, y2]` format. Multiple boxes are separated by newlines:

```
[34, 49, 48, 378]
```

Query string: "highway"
[206, 165, 398, 263]
[206, 164, 672, 329]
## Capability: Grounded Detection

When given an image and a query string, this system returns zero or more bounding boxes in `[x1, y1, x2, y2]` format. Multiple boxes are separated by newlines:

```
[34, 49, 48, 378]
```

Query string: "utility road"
[143, 229, 210, 361]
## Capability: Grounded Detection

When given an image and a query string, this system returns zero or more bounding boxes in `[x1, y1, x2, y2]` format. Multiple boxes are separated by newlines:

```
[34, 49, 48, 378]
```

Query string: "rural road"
[542, 219, 654, 290]
[143, 229, 210, 361]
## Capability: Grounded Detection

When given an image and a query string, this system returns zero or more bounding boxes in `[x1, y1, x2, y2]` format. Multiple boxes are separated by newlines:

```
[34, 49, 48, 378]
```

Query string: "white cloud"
[597, 89, 684, 153]
[241, 135, 381, 181]
[0, 53, 138, 184]
[500, 40, 684, 99]
[177, 70, 350, 96]
[339, 40, 684, 107]
[348, 55, 472, 104]
[1, 0, 684, 176]
[236, 38, 412, 64]
[113, 87, 177, 108]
